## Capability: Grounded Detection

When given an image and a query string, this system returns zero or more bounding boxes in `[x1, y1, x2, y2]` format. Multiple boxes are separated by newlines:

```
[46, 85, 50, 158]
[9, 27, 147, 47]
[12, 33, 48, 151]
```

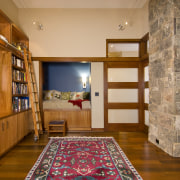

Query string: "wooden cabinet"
[0, 10, 33, 157]
[0, 110, 33, 157]
[17, 110, 33, 141]
[0, 115, 17, 156]
[0, 9, 29, 117]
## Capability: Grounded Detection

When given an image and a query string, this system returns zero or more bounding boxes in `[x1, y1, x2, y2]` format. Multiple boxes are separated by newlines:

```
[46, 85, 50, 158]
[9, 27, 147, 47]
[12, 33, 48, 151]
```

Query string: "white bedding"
[43, 99, 91, 110]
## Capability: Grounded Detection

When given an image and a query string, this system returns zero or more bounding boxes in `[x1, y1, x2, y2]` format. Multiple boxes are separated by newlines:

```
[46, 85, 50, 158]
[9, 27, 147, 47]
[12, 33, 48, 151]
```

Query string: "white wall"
[140, 0, 149, 36]
[0, 0, 19, 25]
[18, 8, 148, 57]
[91, 62, 104, 128]
[17, 7, 149, 129]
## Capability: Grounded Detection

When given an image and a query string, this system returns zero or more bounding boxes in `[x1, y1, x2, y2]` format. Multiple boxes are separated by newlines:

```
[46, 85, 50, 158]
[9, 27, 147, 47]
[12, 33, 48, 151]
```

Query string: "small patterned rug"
[25, 137, 142, 180]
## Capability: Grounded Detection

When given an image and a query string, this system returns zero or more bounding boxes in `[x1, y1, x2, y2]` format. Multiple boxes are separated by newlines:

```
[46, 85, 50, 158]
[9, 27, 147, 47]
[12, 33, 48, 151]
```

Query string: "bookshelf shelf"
[12, 80, 28, 84]
[12, 65, 25, 72]
[12, 94, 28, 97]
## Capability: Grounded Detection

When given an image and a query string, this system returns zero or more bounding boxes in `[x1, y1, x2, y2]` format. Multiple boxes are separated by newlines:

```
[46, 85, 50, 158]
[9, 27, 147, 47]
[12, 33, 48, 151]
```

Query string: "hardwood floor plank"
[0, 132, 180, 180]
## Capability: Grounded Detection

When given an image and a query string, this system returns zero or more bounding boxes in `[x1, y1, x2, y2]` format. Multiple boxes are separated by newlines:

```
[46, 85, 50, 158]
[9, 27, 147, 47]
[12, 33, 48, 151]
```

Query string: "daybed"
[43, 90, 91, 131]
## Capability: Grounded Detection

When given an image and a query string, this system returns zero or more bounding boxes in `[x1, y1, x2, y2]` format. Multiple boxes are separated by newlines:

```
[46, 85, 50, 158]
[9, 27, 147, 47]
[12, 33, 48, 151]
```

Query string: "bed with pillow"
[43, 90, 91, 131]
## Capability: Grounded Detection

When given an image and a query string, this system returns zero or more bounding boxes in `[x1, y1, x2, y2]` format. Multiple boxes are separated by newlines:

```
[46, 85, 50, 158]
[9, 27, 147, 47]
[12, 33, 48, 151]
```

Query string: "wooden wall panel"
[0, 52, 12, 117]
[44, 109, 91, 131]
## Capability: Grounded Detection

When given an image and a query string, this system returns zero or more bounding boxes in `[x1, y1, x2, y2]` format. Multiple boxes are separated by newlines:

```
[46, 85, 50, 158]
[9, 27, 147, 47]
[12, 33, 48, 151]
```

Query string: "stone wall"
[149, 0, 180, 157]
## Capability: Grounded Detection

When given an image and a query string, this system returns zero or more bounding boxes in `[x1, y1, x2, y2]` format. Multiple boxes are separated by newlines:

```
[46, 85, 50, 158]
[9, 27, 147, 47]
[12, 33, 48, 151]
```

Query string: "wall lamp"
[118, 21, 128, 30]
[33, 21, 44, 30]
[82, 76, 87, 89]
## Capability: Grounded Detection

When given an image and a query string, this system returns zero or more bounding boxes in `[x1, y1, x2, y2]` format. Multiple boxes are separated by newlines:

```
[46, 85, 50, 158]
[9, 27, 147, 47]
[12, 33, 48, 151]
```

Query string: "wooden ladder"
[24, 49, 43, 141]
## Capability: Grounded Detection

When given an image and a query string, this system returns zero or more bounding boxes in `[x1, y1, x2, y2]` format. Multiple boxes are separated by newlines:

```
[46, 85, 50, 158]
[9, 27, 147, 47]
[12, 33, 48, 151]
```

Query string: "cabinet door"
[17, 111, 33, 139]
[6, 115, 17, 148]
[24, 110, 33, 136]
[27, 110, 34, 134]
[0, 115, 17, 156]
[17, 112, 25, 141]
[0, 120, 7, 156]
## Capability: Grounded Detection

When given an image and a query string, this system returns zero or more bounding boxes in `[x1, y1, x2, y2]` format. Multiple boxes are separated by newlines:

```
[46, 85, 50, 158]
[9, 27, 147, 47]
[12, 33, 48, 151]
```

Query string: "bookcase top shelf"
[0, 39, 24, 58]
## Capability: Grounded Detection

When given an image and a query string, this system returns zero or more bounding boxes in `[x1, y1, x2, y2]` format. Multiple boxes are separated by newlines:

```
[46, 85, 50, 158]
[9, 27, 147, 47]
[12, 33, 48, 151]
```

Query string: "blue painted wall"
[43, 62, 91, 92]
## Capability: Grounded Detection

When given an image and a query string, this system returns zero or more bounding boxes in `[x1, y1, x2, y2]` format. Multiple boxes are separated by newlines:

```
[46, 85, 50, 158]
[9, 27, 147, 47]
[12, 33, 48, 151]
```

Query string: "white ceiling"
[12, 0, 148, 9]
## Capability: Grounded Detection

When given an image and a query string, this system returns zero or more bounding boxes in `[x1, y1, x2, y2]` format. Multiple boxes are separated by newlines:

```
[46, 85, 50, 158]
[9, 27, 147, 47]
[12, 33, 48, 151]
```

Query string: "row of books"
[12, 97, 29, 112]
[12, 69, 27, 82]
[12, 55, 25, 69]
[12, 82, 28, 95]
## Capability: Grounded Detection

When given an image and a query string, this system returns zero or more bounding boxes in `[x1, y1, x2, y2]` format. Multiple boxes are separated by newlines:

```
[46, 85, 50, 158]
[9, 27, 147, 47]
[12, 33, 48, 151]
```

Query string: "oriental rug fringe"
[25, 137, 142, 180]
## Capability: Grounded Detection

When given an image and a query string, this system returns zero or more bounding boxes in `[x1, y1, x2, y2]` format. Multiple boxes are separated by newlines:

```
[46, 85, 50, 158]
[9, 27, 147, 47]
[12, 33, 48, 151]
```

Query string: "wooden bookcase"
[0, 10, 29, 116]
[0, 10, 33, 157]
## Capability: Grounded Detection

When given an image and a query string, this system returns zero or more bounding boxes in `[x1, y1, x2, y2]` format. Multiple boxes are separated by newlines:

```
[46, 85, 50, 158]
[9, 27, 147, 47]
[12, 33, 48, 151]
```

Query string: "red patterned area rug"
[25, 137, 142, 180]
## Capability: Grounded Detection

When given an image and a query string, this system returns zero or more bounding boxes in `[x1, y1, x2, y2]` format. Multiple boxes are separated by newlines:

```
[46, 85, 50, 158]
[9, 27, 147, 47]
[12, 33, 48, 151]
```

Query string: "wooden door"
[104, 62, 144, 131]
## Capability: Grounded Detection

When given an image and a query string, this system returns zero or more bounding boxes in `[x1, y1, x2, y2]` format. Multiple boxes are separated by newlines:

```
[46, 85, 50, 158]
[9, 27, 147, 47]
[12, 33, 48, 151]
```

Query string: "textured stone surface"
[149, 0, 180, 157]
[175, 18, 180, 35]
[173, 143, 180, 157]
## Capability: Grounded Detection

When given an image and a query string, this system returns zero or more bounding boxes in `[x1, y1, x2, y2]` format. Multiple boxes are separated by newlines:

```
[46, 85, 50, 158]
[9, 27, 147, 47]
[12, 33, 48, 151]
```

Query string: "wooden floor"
[0, 131, 180, 180]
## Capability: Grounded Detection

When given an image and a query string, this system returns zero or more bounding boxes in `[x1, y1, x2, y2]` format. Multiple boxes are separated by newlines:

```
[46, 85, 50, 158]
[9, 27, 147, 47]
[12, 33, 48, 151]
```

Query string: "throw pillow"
[43, 90, 54, 100]
[61, 92, 71, 100]
[74, 91, 84, 100]
[53, 90, 61, 99]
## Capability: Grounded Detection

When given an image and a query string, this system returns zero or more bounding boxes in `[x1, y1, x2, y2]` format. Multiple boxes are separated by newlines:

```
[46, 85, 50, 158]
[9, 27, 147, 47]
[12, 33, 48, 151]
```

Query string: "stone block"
[149, 0, 159, 22]
[161, 38, 173, 51]
[149, 124, 158, 137]
[151, 91, 161, 105]
[176, 102, 180, 114]
[160, 21, 174, 40]
[163, 49, 173, 62]
[175, 37, 180, 47]
[150, 20, 159, 35]
[168, 103, 176, 114]
[175, 90, 180, 102]
[175, 46, 180, 59]
[158, 114, 172, 129]
[175, 18, 180, 35]
[175, 59, 180, 72]
[151, 59, 165, 78]
[176, 72, 180, 86]
[175, 115, 180, 131]
[164, 87, 174, 103]
[173, 143, 180, 157]
[149, 103, 159, 112]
